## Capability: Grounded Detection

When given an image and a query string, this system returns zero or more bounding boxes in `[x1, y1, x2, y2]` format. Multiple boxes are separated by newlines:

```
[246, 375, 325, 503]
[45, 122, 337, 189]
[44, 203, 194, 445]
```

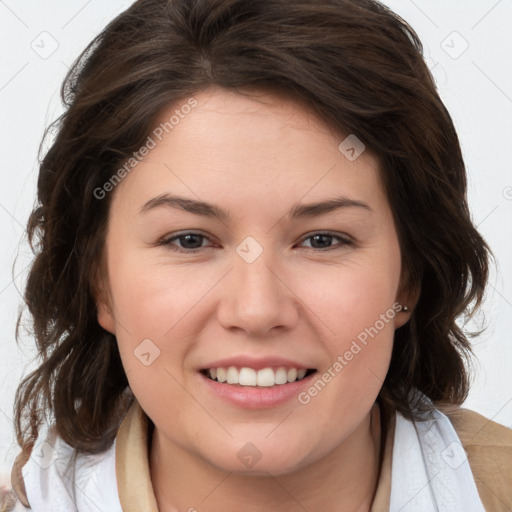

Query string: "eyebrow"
[139, 193, 373, 220]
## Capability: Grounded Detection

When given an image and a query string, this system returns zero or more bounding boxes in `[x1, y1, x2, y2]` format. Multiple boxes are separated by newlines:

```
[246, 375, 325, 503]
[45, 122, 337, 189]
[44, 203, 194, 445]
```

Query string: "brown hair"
[14, 0, 492, 456]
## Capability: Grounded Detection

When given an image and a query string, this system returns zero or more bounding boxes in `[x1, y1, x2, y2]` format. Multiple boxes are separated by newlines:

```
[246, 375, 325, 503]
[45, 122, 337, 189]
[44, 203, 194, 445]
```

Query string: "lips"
[200, 355, 315, 372]
[199, 365, 318, 409]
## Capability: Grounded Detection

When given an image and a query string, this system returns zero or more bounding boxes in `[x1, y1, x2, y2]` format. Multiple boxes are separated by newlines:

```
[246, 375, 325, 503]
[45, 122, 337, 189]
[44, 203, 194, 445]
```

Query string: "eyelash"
[157, 231, 354, 253]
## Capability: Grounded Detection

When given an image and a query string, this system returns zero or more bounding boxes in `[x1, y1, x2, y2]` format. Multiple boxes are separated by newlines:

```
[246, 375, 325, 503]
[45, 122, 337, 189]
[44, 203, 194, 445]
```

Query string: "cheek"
[295, 253, 400, 342]
[296, 273, 397, 434]
[108, 253, 208, 337]
[104, 256, 193, 390]
[292, 249, 399, 400]
[105, 252, 228, 405]
[109, 275, 191, 424]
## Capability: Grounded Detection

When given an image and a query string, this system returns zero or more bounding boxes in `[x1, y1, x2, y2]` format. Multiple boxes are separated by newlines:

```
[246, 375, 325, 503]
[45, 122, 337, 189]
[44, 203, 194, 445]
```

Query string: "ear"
[394, 281, 421, 330]
[96, 290, 116, 334]
[91, 263, 116, 335]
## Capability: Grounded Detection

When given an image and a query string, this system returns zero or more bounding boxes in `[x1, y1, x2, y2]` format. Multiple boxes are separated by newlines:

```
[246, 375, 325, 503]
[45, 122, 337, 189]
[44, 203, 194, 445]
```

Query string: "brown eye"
[159, 232, 212, 252]
[299, 233, 353, 250]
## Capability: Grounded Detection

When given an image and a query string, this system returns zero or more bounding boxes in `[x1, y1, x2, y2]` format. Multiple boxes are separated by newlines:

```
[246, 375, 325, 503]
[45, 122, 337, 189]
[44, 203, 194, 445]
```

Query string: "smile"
[201, 366, 317, 387]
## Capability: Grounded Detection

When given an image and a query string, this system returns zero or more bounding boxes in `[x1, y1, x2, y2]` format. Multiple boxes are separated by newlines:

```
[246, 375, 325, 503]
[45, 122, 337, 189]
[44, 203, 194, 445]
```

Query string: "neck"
[150, 403, 383, 512]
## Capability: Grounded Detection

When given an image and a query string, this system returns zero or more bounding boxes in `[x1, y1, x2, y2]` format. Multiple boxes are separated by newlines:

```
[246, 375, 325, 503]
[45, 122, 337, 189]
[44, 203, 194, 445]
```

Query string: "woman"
[9, 0, 512, 510]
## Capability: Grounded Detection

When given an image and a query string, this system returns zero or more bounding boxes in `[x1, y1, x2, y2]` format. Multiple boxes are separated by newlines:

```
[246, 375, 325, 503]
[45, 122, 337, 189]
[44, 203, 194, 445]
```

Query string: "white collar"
[390, 401, 486, 511]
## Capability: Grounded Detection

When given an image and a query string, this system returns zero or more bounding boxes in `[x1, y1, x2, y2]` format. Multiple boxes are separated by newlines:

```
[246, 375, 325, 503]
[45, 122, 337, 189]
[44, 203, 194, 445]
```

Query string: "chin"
[201, 437, 318, 476]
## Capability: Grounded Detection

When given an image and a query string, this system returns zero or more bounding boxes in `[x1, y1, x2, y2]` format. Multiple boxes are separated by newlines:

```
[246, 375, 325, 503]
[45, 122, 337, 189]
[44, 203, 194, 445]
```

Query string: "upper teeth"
[207, 367, 308, 387]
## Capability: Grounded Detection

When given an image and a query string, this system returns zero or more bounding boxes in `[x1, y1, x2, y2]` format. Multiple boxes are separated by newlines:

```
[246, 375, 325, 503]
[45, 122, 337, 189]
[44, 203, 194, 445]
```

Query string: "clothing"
[11, 397, 512, 511]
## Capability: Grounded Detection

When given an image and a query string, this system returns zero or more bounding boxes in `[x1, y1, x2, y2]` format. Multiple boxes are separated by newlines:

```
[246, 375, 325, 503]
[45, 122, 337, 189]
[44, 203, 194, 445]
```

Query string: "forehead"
[152, 85, 359, 160]
[110, 86, 387, 219]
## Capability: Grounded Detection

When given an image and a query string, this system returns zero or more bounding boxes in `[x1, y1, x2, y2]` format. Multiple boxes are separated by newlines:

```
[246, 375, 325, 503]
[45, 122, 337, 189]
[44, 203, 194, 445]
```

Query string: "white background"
[1, 0, 511, 473]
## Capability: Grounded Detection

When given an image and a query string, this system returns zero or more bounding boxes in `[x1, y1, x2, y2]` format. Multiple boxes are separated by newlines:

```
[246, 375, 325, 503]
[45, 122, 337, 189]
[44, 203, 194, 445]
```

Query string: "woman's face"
[96, 85, 408, 474]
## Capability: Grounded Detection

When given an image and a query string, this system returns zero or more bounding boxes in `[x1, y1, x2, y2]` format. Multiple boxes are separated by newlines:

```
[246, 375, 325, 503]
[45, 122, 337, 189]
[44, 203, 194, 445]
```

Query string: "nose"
[216, 247, 299, 337]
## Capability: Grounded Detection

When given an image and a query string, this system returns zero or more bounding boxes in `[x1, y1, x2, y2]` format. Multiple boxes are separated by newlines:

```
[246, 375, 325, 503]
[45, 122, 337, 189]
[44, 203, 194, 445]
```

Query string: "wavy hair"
[14, 0, 492, 456]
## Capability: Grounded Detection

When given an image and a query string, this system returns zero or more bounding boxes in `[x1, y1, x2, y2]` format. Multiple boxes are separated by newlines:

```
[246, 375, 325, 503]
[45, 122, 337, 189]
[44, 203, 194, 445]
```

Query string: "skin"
[95, 85, 415, 511]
